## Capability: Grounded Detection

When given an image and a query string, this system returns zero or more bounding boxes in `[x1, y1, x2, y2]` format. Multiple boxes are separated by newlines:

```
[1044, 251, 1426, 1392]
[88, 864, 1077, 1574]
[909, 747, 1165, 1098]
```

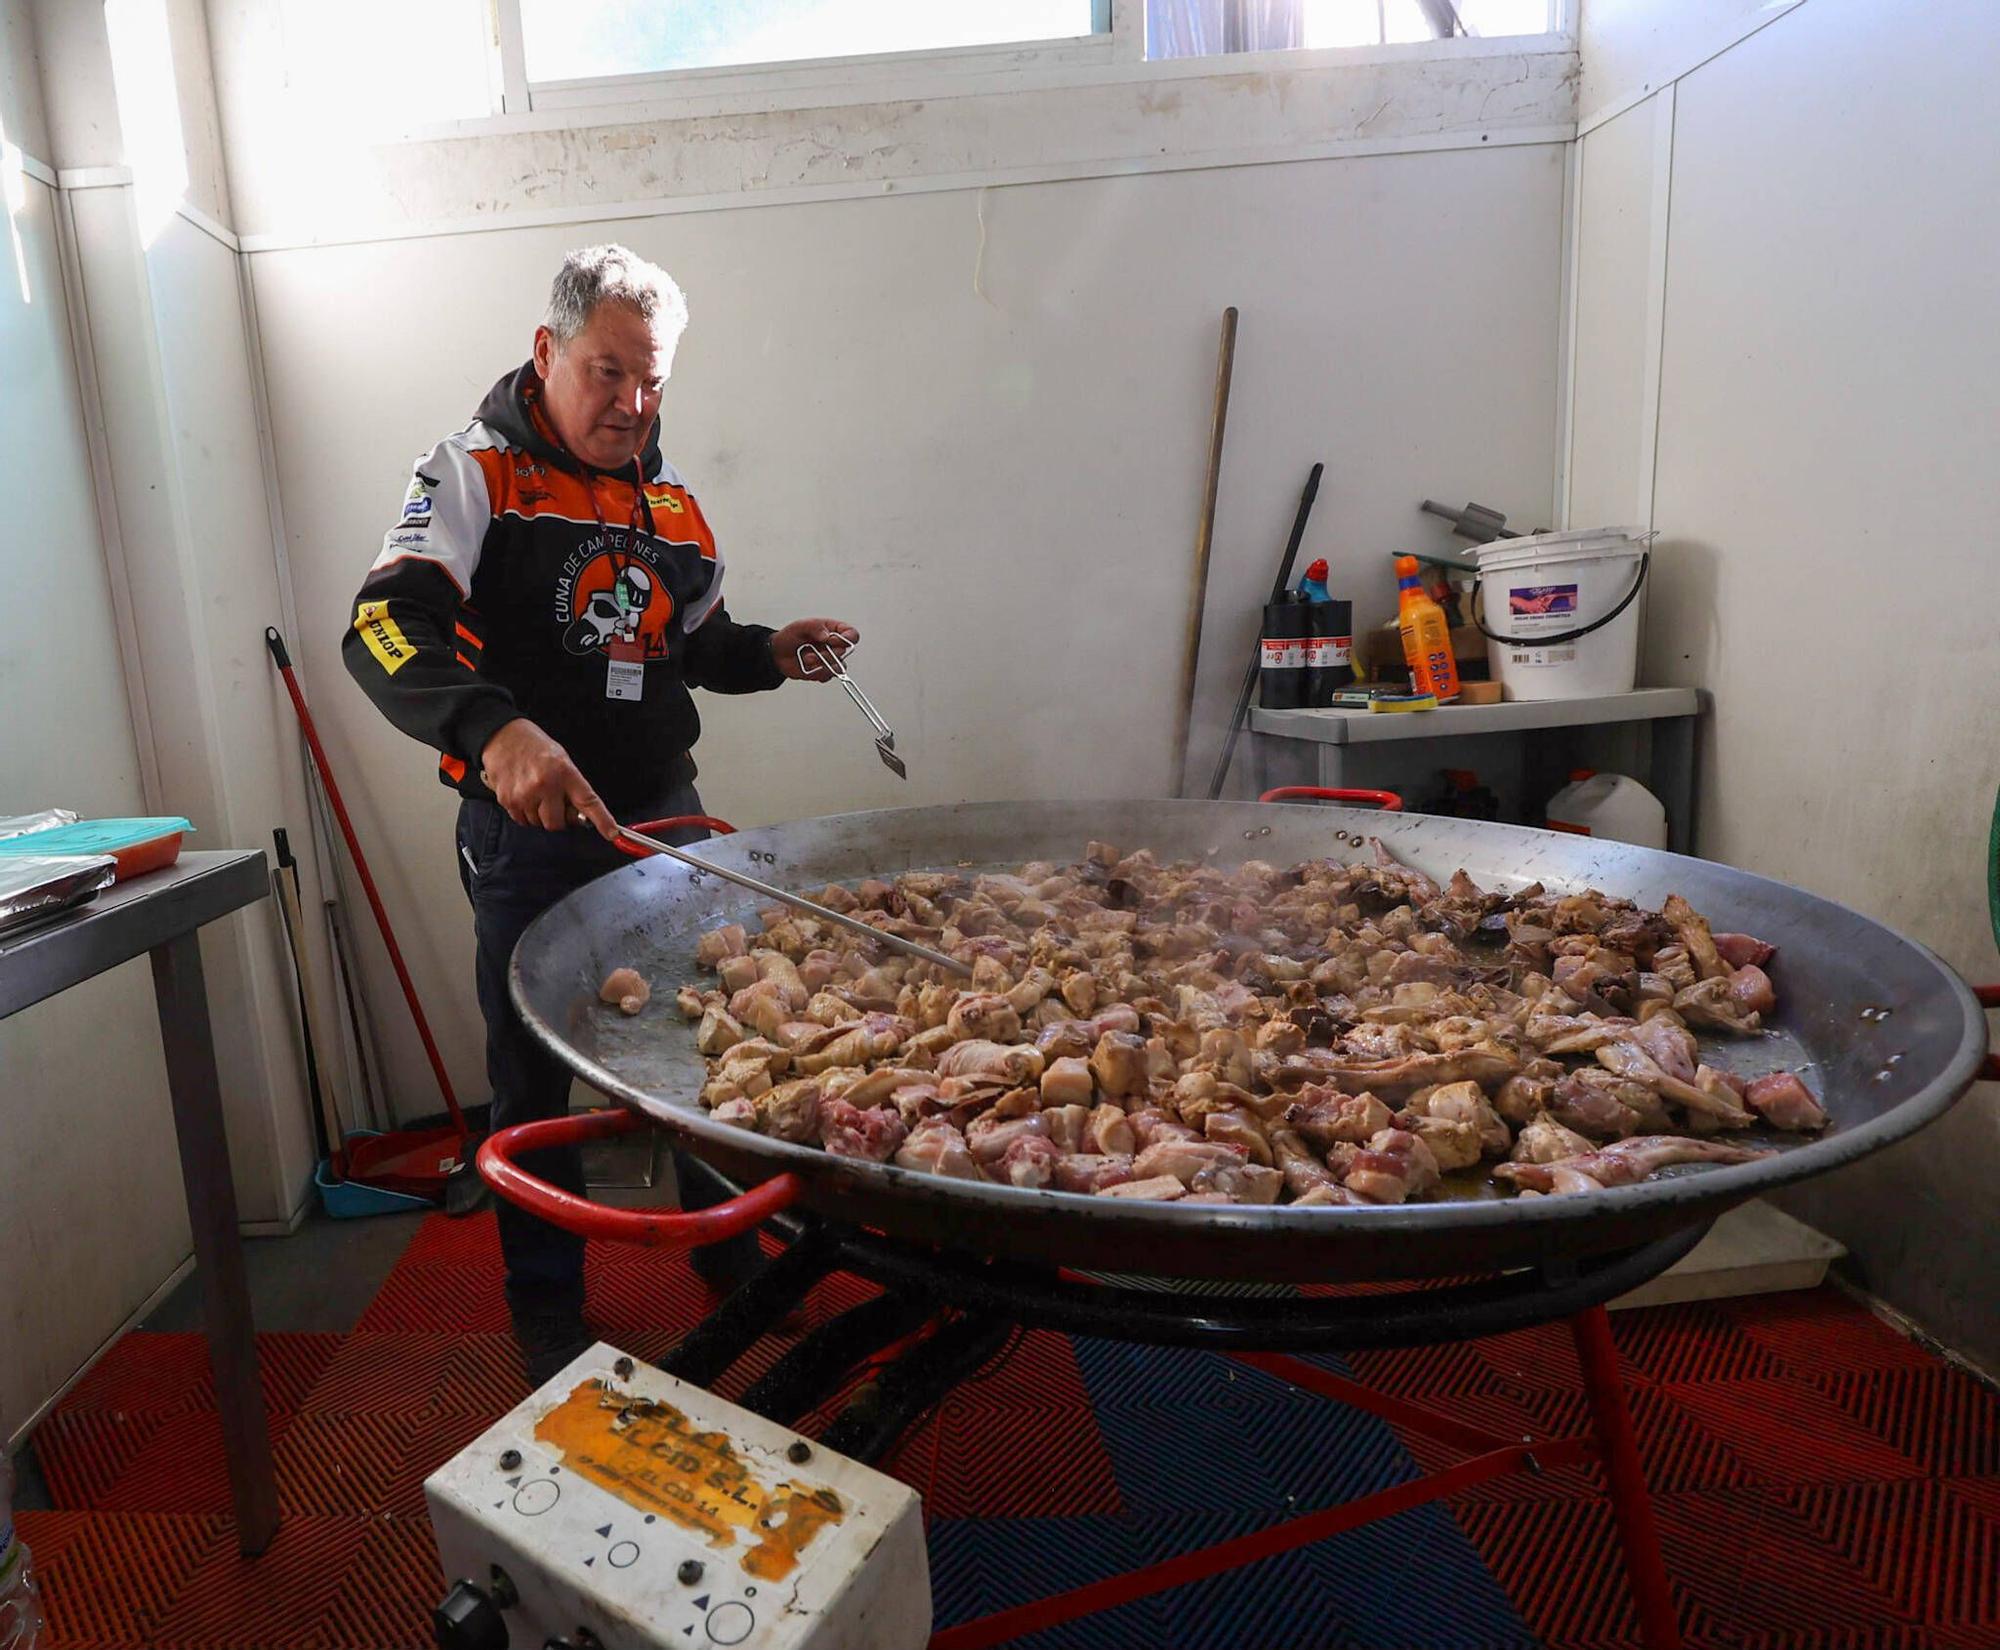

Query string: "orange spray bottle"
[1395, 555, 1460, 702]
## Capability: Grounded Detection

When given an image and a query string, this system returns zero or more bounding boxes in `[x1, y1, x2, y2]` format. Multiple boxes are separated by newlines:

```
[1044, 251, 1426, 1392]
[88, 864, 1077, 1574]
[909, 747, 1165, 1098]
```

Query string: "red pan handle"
[613, 814, 739, 860]
[1978, 985, 1999, 1081]
[1259, 786, 1405, 812]
[478, 1108, 800, 1244]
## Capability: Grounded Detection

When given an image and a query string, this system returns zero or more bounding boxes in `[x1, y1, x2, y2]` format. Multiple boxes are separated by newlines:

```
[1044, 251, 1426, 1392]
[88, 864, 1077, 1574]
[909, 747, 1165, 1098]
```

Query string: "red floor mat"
[21, 1211, 2000, 1650]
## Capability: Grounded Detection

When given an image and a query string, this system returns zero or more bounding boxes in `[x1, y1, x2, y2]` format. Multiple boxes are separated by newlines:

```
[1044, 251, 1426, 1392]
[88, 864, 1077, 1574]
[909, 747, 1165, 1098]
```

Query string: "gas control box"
[425, 1343, 929, 1650]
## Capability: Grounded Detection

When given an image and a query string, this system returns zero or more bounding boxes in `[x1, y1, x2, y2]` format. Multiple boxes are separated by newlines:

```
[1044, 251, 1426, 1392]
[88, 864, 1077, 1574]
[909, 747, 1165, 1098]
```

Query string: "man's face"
[532, 300, 673, 471]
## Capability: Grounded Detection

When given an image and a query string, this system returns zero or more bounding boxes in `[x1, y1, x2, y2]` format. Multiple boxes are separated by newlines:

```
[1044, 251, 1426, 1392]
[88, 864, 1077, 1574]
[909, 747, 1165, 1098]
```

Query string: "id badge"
[605, 640, 645, 701]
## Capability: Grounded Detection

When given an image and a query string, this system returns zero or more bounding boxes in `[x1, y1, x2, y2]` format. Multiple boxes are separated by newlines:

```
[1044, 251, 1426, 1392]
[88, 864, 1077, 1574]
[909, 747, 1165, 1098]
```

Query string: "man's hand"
[772, 618, 861, 681]
[478, 717, 618, 839]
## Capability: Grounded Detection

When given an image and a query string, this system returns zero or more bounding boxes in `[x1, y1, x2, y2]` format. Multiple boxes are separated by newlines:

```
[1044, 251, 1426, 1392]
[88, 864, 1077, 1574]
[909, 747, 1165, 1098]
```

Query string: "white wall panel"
[1568, 0, 2000, 1366]
[0, 175, 186, 1442]
[1566, 93, 1664, 531]
[251, 142, 1566, 1121]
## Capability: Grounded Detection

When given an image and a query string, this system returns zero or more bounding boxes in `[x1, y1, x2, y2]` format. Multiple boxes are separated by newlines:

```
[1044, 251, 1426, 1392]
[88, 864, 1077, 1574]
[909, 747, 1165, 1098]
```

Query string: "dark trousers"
[456, 784, 757, 1314]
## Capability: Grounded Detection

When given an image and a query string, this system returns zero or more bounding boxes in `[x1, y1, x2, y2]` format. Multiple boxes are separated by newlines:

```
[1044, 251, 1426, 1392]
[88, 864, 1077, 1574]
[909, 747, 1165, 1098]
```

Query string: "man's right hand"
[478, 717, 618, 839]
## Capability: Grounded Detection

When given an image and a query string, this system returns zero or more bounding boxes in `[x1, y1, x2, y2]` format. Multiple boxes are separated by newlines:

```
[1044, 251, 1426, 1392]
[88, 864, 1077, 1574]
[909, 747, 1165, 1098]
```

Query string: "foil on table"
[0, 855, 117, 940]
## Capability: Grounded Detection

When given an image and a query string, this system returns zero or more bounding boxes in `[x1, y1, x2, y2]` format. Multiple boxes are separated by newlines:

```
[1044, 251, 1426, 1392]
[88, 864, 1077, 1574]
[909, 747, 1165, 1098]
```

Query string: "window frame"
[488, 0, 1567, 123]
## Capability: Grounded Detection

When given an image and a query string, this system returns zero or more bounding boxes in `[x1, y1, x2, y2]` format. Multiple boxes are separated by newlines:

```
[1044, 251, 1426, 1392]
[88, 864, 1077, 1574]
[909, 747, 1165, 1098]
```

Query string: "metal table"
[1251, 687, 1704, 852]
[0, 850, 278, 1554]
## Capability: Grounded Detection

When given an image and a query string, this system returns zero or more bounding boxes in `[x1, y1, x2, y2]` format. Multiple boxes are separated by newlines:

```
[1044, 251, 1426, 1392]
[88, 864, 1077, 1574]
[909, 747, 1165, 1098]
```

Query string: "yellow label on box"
[533, 1379, 845, 1582]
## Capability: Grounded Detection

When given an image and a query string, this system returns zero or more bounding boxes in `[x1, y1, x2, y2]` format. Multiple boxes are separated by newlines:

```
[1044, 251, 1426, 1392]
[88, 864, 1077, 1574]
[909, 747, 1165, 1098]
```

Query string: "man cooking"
[343, 243, 856, 1382]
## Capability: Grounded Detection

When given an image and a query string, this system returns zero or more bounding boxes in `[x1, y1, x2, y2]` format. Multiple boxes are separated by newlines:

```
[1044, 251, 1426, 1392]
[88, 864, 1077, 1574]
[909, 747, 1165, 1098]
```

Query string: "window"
[520, 1, 1107, 85]
[1145, 0, 1556, 59]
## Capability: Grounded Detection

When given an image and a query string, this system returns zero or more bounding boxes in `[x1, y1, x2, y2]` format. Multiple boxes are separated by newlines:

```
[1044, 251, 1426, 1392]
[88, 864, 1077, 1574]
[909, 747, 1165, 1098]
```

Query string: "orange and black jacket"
[342, 363, 783, 811]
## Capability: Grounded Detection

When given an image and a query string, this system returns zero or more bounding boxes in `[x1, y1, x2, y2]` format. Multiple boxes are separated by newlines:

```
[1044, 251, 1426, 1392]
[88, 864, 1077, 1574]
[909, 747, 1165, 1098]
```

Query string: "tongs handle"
[799, 637, 895, 744]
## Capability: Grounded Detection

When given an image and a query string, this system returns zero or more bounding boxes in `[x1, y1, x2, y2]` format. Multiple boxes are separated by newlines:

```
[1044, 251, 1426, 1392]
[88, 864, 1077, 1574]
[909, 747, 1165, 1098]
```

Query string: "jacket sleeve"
[341, 438, 521, 775]
[683, 601, 785, 695]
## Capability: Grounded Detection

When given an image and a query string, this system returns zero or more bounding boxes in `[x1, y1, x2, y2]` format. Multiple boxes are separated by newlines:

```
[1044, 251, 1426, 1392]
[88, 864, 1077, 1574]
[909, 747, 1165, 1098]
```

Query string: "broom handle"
[266, 628, 466, 1131]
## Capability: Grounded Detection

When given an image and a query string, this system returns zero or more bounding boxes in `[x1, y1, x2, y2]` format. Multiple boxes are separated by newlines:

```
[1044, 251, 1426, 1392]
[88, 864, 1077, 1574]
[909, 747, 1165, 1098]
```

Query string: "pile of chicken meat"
[666, 840, 1827, 1207]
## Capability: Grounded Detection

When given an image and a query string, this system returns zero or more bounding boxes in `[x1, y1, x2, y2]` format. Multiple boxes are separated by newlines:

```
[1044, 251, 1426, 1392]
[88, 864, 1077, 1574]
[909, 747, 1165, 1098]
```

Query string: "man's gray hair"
[543, 244, 688, 345]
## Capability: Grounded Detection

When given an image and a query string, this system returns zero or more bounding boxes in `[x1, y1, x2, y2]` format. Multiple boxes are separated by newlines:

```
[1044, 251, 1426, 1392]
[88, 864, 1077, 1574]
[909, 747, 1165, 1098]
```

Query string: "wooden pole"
[1172, 307, 1238, 796]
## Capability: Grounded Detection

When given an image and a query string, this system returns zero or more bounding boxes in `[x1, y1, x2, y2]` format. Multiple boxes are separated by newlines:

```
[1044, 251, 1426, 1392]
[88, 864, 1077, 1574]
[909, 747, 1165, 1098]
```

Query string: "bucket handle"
[1472, 550, 1650, 649]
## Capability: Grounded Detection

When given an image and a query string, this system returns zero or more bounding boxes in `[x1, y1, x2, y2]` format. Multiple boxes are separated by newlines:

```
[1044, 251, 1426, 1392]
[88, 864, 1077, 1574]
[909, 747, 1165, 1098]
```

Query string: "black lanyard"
[584, 458, 654, 576]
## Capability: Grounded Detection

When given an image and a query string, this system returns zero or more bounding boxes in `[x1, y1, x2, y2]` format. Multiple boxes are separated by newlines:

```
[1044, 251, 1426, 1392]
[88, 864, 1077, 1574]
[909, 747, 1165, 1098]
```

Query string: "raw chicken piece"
[1126, 1108, 1200, 1149]
[1042, 1103, 1091, 1153]
[674, 985, 708, 1021]
[965, 1112, 1048, 1166]
[599, 967, 649, 1016]
[755, 951, 809, 1007]
[1087, 1103, 1137, 1156]
[711, 1095, 758, 1130]
[805, 990, 860, 1027]
[795, 1013, 917, 1075]
[1597, 1040, 1750, 1124]
[936, 1040, 1045, 1086]
[1202, 1109, 1272, 1165]
[1727, 964, 1777, 1017]
[1662, 895, 1729, 980]
[1089, 1031, 1152, 1099]
[1495, 1134, 1773, 1193]
[1053, 1152, 1136, 1194]
[1408, 1080, 1510, 1157]
[1284, 1088, 1393, 1151]
[1097, 1174, 1189, 1201]
[1395, 1112, 1482, 1172]
[997, 1132, 1062, 1189]
[1493, 1060, 1563, 1125]
[1270, 1126, 1345, 1199]
[696, 1004, 746, 1056]
[821, 1065, 930, 1107]
[1190, 1159, 1284, 1204]
[1291, 1184, 1354, 1207]
[946, 992, 1023, 1044]
[1343, 1128, 1442, 1205]
[798, 949, 842, 993]
[1040, 1056, 1095, 1106]
[1511, 1111, 1595, 1164]
[1744, 1070, 1828, 1132]
[717, 954, 762, 995]
[1278, 1045, 1518, 1096]
[695, 924, 748, 967]
[1132, 1138, 1248, 1186]
[1673, 976, 1763, 1034]
[1630, 1012, 1699, 1082]
[817, 1097, 907, 1162]
[754, 1077, 821, 1143]
[1546, 1069, 1647, 1139]
[728, 979, 793, 1039]
[708, 1038, 790, 1101]
[1714, 932, 1776, 970]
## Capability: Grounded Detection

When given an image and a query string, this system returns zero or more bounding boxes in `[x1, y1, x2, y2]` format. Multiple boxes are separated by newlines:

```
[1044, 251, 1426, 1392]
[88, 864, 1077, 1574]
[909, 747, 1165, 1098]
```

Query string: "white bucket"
[1474, 527, 1651, 701]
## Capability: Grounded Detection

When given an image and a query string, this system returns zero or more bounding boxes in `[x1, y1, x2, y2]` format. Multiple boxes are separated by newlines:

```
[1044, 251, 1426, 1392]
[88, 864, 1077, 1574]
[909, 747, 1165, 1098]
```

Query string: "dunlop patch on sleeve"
[355, 599, 415, 675]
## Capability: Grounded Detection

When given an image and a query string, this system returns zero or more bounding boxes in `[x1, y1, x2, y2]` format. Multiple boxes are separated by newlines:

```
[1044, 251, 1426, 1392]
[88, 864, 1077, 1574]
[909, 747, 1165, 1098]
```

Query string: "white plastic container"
[1544, 770, 1667, 849]
[1474, 527, 1650, 701]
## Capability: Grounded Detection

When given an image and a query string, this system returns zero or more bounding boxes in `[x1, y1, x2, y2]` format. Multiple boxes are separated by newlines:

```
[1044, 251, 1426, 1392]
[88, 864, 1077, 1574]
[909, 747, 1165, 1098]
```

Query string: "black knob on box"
[433, 1579, 511, 1650]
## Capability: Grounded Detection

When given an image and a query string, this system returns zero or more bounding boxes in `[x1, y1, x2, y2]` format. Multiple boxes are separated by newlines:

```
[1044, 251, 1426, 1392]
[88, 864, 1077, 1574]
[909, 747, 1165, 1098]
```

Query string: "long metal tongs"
[798, 638, 907, 779]
[613, 824, 970, 977]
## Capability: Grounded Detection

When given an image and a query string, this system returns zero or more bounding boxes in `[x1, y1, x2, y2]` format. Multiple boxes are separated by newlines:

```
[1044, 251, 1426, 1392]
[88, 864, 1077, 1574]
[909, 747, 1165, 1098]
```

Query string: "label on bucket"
[1508, 644, 1576, 668]
[1261, 638, 1304, 670]
[1302, 637, 1352, 667]
[1507, 584, 1579, 629]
